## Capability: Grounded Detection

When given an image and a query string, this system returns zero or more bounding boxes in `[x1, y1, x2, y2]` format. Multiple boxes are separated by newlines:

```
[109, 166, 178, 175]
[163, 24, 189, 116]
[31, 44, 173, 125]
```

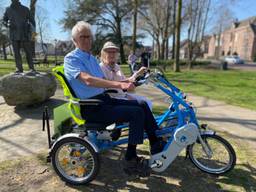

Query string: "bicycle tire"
[51, 137, 100, 185]
[188, 134, 236, 175]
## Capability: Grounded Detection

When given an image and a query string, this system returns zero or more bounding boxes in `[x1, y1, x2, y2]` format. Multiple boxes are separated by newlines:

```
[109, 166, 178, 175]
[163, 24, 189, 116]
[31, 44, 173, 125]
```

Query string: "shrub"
[253, 54, 256, 62]
[150, 59, 210, 67]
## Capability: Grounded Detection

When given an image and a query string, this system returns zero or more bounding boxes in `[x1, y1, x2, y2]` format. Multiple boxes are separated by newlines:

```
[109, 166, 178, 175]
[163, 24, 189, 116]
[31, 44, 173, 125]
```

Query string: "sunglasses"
[79, 35, 91, 39]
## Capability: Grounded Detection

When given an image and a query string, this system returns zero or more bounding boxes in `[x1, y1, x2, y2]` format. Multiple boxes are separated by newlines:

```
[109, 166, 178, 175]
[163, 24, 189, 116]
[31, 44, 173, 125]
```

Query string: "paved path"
[0, 90, 66, 162]
[228, 63, 256, 71]
[210, 60, 256, 71]
[0, 85, 256, 162]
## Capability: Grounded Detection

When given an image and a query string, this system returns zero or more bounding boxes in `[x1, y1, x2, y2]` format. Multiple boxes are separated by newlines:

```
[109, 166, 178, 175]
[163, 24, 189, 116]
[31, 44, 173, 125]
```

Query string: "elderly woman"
[99, 41, 152, 110]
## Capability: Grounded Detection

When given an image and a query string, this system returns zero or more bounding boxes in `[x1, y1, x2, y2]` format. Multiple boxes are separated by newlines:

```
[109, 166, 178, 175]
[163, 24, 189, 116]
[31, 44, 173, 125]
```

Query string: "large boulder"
[0, 72, 57, 106]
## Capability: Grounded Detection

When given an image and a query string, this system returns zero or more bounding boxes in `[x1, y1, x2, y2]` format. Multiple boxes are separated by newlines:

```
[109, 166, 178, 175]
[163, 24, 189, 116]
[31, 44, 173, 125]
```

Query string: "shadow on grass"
[218, 163, 256, 192]
[67, 147, 223, 192]
[63, 150, 256, 192]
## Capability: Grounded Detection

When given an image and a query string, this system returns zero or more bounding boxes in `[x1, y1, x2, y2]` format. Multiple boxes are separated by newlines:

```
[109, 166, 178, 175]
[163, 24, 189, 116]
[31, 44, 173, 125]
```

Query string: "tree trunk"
[160, 26, 165, 59]
[187, 41, 193, 69]
[9, 44, 13, 56]
[157, 38, 161, 60]
[116, 19, 126, 64]
[161, 41, 165, 60]
[216, 24, 222, 59]
[165, 37, 169, 59]
[30, 0, 37, 58]
[152, 39, 155, 59]
[187, 1, 192, 70]
[187, 0, 194, 70]
[115, 0, 126, 64]
[164, 0, 171, 60]
[174, 0, 182, 72]
[132, 0, 138, 54]
[2, 44, 7, 60]
[172, 0, 177, 60]
[199, 0, 211, 42]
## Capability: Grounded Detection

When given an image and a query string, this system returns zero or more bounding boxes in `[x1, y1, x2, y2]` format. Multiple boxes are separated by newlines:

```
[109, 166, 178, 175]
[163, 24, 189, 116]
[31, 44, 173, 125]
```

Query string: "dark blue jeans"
[81, 93, 158, 145]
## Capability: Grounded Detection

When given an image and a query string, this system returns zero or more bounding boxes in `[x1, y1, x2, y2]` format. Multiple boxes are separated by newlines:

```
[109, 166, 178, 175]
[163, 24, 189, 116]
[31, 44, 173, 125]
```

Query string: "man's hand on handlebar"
[120, 81, 135, 91]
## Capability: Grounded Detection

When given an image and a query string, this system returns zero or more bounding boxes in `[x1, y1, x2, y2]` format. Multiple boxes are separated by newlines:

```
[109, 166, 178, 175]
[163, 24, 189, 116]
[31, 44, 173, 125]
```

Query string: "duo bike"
[43, 66, 236, 185]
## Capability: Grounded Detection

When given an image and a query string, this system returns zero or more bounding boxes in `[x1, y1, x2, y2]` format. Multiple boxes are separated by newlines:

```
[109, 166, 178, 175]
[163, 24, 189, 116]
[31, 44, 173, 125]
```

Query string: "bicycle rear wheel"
[188, 134, 236, 175]
[51, 137, 100, 185]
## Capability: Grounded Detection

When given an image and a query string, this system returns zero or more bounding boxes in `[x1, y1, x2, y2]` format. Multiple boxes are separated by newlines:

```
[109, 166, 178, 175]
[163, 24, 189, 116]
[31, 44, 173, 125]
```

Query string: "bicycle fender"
[50, 133, 99, 154]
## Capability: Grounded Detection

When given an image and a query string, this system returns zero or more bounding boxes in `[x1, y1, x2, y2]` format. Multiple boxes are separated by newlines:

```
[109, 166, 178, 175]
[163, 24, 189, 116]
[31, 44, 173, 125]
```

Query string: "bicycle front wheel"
[188, 134, 236, 175]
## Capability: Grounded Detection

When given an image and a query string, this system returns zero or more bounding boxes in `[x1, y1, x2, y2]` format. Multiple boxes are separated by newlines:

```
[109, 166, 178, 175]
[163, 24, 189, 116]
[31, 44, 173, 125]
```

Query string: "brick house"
[180, 36, 211, 59]
[207, 16, 256, 61]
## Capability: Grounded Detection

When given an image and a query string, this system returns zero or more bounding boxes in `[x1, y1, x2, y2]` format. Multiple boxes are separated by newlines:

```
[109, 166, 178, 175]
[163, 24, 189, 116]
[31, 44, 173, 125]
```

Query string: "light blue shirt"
[64, 48, 105, 99]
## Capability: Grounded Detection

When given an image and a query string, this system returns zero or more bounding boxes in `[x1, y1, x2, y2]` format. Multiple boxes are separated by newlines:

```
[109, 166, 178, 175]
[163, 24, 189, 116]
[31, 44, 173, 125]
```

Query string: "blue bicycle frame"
[90, 73, 200, 152]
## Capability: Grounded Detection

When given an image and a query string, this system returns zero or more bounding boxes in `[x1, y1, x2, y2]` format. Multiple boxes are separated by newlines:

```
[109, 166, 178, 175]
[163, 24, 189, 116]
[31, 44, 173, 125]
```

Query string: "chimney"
[233, 18, 239, 28]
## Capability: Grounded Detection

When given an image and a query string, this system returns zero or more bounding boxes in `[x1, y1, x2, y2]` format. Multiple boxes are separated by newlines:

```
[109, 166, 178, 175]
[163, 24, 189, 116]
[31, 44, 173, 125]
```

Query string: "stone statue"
[3, 0, 36, 74]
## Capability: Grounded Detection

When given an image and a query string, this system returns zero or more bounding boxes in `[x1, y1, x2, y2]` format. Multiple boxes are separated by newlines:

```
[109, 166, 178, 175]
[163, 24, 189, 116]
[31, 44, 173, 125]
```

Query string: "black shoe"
[110, 128, 121, 141]
[150, 139, 167, 155]
[26, 69, 39, 76]
[123, 156, 151, 177]
[14, 70, 23, 74]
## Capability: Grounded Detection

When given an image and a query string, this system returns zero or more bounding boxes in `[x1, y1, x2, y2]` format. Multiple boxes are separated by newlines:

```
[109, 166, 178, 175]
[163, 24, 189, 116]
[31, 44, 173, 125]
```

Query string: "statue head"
[11, 0, 20, 5]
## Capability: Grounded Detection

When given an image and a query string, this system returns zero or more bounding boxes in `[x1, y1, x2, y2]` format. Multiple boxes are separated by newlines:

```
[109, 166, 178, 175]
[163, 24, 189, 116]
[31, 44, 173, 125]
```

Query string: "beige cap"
[102, 41, 119, 51]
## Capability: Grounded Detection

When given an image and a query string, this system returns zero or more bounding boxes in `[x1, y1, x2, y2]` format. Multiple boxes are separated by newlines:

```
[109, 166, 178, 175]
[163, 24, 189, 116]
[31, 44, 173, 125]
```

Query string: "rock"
[0, 72, 57, 106]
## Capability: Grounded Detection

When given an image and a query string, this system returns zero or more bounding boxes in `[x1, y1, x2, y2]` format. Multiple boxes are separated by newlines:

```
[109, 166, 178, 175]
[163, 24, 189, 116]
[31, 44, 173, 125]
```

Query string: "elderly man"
[64, 21, 165, 176]
[3, 0, 36, 74]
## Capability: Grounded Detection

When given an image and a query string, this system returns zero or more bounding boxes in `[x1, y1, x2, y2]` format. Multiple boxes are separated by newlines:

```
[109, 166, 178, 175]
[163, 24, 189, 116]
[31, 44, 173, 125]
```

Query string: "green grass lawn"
[0, 57, 59, 76]
[164, 70, 256, 110]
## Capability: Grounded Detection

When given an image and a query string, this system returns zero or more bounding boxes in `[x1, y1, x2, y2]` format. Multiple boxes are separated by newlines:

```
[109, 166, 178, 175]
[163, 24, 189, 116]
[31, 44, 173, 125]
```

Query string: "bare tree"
[212, 4, 235, 59]
[36, 6, 50, 62]
[138, 0, 174, 60]
[183, 0, 211, 69]
[61, 0, 133, 64]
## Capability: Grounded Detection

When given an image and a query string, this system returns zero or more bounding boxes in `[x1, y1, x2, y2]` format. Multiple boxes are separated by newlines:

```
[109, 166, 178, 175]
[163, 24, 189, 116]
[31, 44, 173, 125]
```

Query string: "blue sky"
[1, 0, 256, 45]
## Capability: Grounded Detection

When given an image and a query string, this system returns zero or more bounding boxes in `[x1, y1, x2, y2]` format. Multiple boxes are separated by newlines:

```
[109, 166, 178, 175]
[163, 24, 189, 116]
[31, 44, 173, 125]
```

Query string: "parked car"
[224, 55, 244, 64]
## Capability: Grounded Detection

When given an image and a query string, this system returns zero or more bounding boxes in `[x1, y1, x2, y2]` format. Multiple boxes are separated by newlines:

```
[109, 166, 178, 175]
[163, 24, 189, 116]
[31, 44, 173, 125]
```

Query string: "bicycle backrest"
[52, 66, 85, 126]
[52, 66, 77, 99]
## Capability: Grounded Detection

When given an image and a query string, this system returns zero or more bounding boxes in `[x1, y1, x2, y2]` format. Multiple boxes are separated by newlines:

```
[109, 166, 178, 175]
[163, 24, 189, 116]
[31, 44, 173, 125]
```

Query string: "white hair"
[71, 21, 92, 42]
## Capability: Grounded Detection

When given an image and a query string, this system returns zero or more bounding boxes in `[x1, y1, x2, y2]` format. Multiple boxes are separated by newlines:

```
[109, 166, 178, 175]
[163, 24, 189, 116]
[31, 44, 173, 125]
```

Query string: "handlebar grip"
[133, 81, 141, 87]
